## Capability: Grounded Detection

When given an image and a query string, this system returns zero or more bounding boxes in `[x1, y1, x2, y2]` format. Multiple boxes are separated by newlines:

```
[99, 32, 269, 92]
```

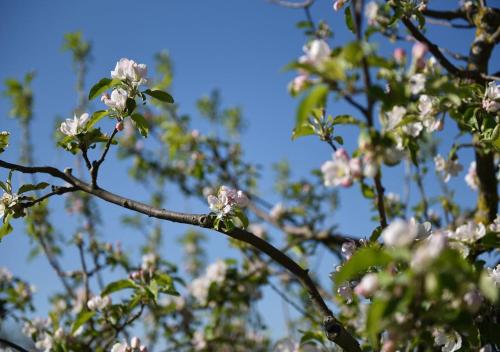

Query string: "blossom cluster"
[321, 148, 376, 188]
[189, 259, 227, 305]
[111, 336, 148, 352]
[0, 191, 18, 220]
[207, 185, 248, 218]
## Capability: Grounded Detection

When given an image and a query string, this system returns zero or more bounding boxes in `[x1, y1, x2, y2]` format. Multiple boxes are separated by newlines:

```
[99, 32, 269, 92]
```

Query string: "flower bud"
[130, 337, 141, 349]
[393, 48, 406, 64]
[354, 273, 379, 297]
[115, 121, 124, 131]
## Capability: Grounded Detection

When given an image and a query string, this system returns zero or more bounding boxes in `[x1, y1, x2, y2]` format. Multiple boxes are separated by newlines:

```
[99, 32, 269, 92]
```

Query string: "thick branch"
[0, 159, 361, 351]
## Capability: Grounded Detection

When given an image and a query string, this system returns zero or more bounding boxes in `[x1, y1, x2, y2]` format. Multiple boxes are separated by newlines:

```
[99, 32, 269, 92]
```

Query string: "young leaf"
[130, 113, 149, 137]
[88, 78, 120, 100]
[291, 124, 315, 141]
[101, 279, 137, 296]
[296, 85, 329, 130]
[126, 98, 137, 115]
[18, 182, 50, 195]
[334, 247, 391, 284]
[0, 131, 10, 153]
[143, 89, 174, 103]
[71, 311, 95, 334]
[344, 7, 355, 34]
[361, 183, 375, 199]
[0, 219, 13, 241]
[87, 110, 109, 130]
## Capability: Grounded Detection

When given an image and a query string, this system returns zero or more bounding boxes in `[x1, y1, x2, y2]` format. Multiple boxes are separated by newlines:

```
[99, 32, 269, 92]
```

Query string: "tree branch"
[0, 158, 361, 351]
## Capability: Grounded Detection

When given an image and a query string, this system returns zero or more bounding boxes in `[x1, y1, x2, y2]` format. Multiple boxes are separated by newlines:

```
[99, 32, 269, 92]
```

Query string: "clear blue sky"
[0, 0, 495, 346]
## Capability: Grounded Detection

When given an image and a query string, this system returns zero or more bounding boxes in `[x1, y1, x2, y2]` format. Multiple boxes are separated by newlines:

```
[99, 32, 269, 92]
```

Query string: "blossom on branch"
[111, 58, 148, 88]
[207, 185, 248, 218]
[59, 113, 89, 136]
[434, 155, 463, 183]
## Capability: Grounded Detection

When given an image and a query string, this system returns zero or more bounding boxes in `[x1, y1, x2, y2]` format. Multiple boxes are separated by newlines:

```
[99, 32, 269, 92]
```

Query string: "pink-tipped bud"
[130, 337, 141, 349]
[412, 42, 428, 60]
[393, 48, 406, 64]
[115, 121, 124, 131]
[139, 346, 148, 352]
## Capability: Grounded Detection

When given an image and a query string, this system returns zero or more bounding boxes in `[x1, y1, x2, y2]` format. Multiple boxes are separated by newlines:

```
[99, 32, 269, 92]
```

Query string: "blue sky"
[0, 0, 496, 347]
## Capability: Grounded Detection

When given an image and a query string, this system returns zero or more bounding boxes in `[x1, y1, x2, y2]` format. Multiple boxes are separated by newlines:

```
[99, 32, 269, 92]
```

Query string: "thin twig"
[91, 128, 119, 187]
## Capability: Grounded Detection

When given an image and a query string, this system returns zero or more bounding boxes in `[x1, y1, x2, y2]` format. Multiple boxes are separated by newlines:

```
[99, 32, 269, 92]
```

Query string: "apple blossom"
[393, 47, 406, 64]
[111, 341, 130, 352]
[189, 259, 227, 304]
[332, 0, 347, 12]
[365, 1, 379, 25]
[207, 185, 248, 218]
[111, 58, 148, 87]
[301, 39, 331, 67]
[412, 42, 428, 60]
[354, 273, 379, 297]
[130, 337, 141, 349]
[288, 74, 309, 95]
[449, 221, 486, 243]
[482, 81, 500, 113]
[434, 154, 463, 182]
[432, 328, 462, 352]
[35, 333, 54, 352]
[385, 105, 406, 130]
[411, 233, 447, 271]
[382, 218, 423, 247]
[409, 73, 426, 95]
[87, 294, 111, 311]
[102, 88, 128, 113]
[0, 192, 18, 219]
[465, 161, 479, 190]
[115, 121, 124, 131]
[59, 112, 89, 136]
[141, 253, 157, 270]
[463, 290, 483, 313]
[321, 149, 354, 187]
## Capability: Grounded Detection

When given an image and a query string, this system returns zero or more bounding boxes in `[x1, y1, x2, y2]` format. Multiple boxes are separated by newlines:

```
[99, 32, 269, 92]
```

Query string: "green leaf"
[130, 113, 149, 137]
[143, 89, 174, 103]
[88, 78, 120, 100]
[126, 98, 137, 115]
[333, 135, 344, 145]
[296, 85, 329, 130]
[18, 182, 50, 195]
[361, 183, 375, 199]
[0, 131, 10, 153]
[87, 110, 109, 130]
[366, 297, 388, 347]
[332, 115, 359, 125]
[334, 247, 391, 284]
[344, 7, 355, 34]
[71, 311, 95, 334]
[101, 279, 137, 296]
[0, 217, 13, 241]
[292, 124, 315, 141]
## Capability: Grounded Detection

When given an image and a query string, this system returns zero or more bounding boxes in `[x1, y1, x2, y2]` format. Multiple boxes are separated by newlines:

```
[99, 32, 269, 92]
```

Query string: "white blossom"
[189, 259, 227, 305]
[289, 74, 309, 95]
[480, 345, 494, 352]
[141, 253, 157, 270]
[160, 295, 185, 310]
[301, 39, 331, 67]
[411, 233, 447, 271]
[385, 106, 406, 130]
[402, 121, 423, 137]
[207, 185, 248, 217]
[87, 295, 111, 311]
[111, 341, 130, 352]
[382, 218, 424, 247]
[102, 88, 128, 113]
[463, 290, 483, 313]
[449, 221, 486, 243]
[354, 273, 379, 297]
[482, 81, 500, 113]
[418, 95, 441, 132]
[22, 318, 48, 337]
[433, 328, 462, 352]
[0, 192, 18, 219]
[365, 1, 379, 25]
[111, 58, 148, 87]
[0, 267, 13, 283]
[59, 113, 89, 136]
[409, 73, 426, 95]
[465, 161, 479, 191]
[321, 149, 354, 187]
[434, 155, 463, 183]
[35, 333, 54, 352]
